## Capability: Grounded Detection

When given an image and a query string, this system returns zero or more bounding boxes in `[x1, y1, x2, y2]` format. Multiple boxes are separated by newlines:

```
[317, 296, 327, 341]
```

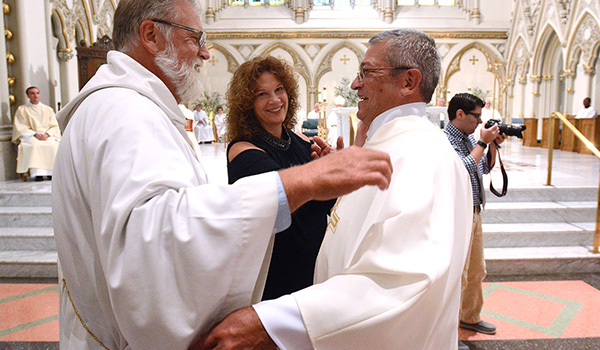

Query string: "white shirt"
[575, 106, 597, 119]
[54, 51, 291, 350]
[257, 102, 472, 350]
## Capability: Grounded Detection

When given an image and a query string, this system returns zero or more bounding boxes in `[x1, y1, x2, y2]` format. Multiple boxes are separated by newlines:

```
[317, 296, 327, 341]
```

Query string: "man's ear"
[455, 109, 467, 121]
[138, 20, 165, 55]
[399, 69, 422, 97]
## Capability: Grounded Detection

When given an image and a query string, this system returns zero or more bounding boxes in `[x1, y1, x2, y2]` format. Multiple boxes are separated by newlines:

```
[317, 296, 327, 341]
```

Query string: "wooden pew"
[542, 117, 560, 149]
[560, 115, 578, 152]
[522, 117, 539, 147]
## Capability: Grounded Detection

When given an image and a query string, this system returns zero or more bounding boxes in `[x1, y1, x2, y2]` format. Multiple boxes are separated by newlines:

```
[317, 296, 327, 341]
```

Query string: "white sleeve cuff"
[273, 172, 292, 234]
[20, 132, 35, 142]
[253, 294, 313, 350]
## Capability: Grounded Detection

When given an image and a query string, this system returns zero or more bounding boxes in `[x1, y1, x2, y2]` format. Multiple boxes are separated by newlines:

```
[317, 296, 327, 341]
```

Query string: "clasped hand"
[190, 307, 276, 350]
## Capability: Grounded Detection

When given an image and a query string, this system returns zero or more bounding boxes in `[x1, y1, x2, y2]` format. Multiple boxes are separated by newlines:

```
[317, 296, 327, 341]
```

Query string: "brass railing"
[546, 112, 600, 253]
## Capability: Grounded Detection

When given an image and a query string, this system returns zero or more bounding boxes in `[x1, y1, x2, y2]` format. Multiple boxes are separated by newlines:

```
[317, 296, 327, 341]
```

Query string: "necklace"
[259, 127, 291, 151]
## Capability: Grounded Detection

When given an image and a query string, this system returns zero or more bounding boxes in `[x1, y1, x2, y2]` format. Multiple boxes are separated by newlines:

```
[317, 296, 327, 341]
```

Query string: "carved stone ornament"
[58, 48, 74, 62]
[6, 52, 14, 65]
[570, 14, 600, 68]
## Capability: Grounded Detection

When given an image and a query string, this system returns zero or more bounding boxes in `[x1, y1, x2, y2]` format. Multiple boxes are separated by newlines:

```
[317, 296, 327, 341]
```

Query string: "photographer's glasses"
[467, 112, 482, 119]
[356, 66, 413, 83]
[151, 19, 207, 48]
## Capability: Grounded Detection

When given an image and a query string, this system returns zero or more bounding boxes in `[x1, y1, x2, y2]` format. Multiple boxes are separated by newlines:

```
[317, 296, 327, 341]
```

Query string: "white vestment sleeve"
[19, 132, 34, 141]
[274, 173, 292, 234]
[254, 295, 312, 350]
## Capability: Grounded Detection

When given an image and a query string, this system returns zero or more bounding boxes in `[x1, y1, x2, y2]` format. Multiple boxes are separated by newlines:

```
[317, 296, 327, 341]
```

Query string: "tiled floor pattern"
[0, 284, 58, 342]
[459, 281, 600, 341]
[2, 280, 600, 345]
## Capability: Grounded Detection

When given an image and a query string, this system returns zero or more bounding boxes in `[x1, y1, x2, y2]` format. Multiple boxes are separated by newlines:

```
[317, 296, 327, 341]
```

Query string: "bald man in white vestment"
[51, 1, 393, 349]
[12, 86, 60, 180]
[195, 29, 472, 350]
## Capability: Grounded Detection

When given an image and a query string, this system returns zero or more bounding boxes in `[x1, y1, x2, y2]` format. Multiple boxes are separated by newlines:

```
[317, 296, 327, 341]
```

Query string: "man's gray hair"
[112, 0, 200, 52]
[369, 29, 441, 103]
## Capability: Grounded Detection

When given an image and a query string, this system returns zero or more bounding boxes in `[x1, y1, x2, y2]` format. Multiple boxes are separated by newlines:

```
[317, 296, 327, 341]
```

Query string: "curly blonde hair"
[225, 56, 299, 142]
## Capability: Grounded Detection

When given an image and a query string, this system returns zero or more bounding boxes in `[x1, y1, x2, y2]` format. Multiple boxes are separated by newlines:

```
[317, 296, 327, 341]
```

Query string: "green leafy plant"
[193, 92, 223, 118]
[334, 77, 359, 107]
[471, 87, 491, 102]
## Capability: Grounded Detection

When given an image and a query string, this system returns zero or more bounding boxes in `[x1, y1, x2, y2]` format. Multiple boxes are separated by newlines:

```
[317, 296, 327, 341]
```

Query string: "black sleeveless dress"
[227, 128, 336, 300]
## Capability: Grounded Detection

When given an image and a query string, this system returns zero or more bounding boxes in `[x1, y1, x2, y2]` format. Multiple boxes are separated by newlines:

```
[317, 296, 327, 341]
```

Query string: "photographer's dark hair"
[447, 93, 484, 121]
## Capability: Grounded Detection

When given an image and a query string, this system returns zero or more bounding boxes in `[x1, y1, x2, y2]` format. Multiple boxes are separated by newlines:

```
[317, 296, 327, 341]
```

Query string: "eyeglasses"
[151, 19, 207, 48]
[356, 66, 413, 82]
[467, 112, 482, 119]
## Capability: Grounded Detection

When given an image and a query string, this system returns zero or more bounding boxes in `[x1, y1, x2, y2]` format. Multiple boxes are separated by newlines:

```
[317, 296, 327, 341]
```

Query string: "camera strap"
[487, 141, 508, 197]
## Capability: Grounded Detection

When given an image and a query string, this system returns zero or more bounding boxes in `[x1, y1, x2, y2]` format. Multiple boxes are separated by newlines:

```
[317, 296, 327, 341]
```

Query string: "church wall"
[505, 0, 600, 142]
[6, 1, 600, 179]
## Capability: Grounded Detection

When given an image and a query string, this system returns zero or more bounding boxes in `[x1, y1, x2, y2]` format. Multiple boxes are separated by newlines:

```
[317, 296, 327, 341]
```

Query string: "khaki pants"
[460, 207, 486, 324]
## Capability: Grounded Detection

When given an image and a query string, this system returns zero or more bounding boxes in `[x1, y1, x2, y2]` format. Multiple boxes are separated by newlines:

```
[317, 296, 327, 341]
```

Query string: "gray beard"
[154, 43, 204, 104]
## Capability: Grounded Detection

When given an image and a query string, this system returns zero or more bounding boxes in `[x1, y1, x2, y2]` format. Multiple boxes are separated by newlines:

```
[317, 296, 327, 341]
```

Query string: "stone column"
[584, 66, 595, 98]
[382, 0, 394, 24]
[471, 0, 481, 25]
[505, 79, 514, 123]
[529, 75, 543, 139]
[0, 2, 16, 180]
[563, 70, 576, 114]
[518, 76, 527, 120]
[205, 0, 216, 25]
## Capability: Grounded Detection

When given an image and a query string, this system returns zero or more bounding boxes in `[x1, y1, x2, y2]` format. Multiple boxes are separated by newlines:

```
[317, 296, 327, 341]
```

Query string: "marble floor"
[195, 137, 600, 188]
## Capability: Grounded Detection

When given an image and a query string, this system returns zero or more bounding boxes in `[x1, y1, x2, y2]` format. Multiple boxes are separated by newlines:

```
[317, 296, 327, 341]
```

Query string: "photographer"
[444, 93, 507, 338]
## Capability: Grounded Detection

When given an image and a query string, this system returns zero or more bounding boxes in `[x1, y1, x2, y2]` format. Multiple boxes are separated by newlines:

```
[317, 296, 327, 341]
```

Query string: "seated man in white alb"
[193, 104, 214, 143]
[326, 95, 345, 146]
[575, 97, 597, 119]
[12, 86, 61, 181]
[214, 106, 227, 141]
[475, 99, 502, 137]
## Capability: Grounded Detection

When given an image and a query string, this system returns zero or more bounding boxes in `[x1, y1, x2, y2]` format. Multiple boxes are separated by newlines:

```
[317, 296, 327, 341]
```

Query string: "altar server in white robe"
[193, 104, 214, 142]
[52, 1, 393, 349]
[195, 29, 473, 350]
[12, 86, 61, 179]
[575, 97, 597, 119]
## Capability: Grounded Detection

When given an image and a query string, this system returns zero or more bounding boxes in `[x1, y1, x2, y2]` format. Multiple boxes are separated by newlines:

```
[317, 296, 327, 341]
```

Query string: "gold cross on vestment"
[209, 56, 219, 66]
[469, 55, 479, 65]
[340, 54, 350, 65]
[326, 199, 341, 234]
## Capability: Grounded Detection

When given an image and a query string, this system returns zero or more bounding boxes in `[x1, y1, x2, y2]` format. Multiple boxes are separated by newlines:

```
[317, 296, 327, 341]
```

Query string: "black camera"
[484, 119, 526, 138]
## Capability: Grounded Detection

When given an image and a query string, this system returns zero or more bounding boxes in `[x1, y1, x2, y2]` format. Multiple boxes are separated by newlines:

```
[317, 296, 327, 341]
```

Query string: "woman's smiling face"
[253, 72, 288, 135]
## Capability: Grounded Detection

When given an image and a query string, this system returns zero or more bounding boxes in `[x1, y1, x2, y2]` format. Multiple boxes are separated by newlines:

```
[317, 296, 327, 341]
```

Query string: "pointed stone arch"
[531, 24, 562, 76]
[506, 35, 531, 81]
[566, 12, 600, 71]
[50, 9, 70, 51]
[443, 41, 506, 88]
[205, 43, 241, 74]
[314, 41, 365, 87]
[256, 42, 312, 88]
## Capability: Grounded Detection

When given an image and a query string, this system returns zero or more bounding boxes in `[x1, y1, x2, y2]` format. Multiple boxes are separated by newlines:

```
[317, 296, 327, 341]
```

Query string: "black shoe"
[35, 176, 44, 182]
[46, 176, 52, 180]
[458, 340, 469, 350]
[460, 320, 497, 334]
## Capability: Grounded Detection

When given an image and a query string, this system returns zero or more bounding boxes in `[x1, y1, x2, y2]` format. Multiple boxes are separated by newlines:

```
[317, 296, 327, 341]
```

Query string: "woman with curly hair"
[225, 56, 336, 300]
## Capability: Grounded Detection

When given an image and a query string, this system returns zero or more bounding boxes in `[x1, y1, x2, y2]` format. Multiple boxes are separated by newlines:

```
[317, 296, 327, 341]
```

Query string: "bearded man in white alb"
[195, 29, 472, 350]
[12, 86, 60, 181]
[52, 1, 393, 349]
